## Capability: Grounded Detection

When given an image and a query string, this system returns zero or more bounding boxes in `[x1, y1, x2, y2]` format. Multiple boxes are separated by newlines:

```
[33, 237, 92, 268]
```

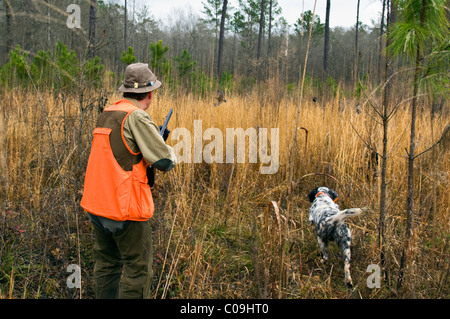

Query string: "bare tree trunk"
[89, 0, 97, 59]
[267, 0, 273, 57]
[232, 33, 237, 75]
[379, 113, 389, 281]
[124, 0, 127, 49]
[323, 0, 331, 80]
[257, 0, 266, 81]
[45, 0, 50, 48]
[380, 0, 396, 285]
[353, 0, 360, 89]
[378, 0, 386, 81]
[217, 0, 228, 83]
[4, 0, 13, 60]
[132, 0, 136, 49]
[398, 49, 420, 289]
[398, 0, 427, 289]
[257, 0, 265, 60]
[23, 0, 33, 52]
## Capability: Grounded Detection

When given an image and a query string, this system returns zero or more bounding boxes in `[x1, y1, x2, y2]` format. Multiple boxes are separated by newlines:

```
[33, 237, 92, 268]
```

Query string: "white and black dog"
[307, 186, 366, 288]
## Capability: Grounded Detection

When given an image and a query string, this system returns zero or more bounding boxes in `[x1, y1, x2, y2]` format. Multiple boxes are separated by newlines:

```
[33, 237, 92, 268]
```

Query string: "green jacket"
[121, 98, 176, 172]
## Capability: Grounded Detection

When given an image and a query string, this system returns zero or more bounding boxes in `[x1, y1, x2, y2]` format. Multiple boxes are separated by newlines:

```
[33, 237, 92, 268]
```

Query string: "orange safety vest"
[80, 100, 154, 221]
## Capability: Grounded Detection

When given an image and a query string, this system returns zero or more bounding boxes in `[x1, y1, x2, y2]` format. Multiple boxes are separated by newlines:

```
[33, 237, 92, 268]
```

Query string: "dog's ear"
[328, 189, 339, 202]
[307, 188, 319, 202]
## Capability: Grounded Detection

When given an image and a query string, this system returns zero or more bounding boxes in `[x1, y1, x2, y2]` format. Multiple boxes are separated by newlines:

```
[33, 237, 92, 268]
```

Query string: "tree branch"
[413, 124, 449, 159]
[350, 121, 382, 158]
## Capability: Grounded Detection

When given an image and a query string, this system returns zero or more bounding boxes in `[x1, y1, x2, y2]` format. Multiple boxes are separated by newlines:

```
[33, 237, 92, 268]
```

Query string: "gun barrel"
[159, 108, 173, 136]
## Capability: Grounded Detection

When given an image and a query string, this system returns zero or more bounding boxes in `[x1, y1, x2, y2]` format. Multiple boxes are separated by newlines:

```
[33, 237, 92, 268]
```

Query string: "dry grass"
[0, 85, 448, 299]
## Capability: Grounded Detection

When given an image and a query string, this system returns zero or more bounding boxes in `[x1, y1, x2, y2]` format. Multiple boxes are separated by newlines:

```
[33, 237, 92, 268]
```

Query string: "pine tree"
[387, 0, 449, 288]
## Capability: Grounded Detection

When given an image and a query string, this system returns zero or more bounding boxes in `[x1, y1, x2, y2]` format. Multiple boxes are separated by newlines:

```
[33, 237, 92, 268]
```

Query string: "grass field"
[0, 85, 448, 299]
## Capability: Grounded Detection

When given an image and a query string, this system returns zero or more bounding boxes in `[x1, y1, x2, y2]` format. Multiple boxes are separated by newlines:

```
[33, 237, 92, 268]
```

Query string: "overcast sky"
[130, 0, 383, 29]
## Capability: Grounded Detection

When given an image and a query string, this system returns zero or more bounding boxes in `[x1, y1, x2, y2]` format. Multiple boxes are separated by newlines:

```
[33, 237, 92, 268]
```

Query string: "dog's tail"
[331, 207, 368, 225]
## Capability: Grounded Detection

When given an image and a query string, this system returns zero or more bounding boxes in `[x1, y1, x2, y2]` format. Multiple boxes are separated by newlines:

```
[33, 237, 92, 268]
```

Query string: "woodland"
[0, 0, 448, 299]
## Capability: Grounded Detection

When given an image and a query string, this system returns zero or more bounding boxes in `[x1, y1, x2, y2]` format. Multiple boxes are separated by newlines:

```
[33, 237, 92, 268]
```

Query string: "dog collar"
[316, 191, 338, 203]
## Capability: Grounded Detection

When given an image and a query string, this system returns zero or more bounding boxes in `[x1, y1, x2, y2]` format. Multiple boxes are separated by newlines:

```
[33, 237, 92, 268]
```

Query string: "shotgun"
[148, 108, 173, 187]
[159, 108, 173, 137]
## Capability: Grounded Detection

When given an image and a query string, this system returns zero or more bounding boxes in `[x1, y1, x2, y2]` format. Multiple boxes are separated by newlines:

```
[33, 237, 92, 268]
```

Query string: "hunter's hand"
[159, 125, 170, 141]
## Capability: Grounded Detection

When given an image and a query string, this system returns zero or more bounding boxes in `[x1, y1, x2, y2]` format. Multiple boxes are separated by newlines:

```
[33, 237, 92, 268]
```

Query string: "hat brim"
[119, 80, 162, 93]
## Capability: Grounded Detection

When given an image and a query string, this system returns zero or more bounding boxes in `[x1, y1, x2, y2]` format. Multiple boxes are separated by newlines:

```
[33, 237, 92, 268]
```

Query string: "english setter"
[307, 186, 366, 288]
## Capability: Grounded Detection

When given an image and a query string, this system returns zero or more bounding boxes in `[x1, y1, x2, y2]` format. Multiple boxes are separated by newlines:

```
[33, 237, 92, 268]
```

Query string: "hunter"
[81, 63, 176, 298]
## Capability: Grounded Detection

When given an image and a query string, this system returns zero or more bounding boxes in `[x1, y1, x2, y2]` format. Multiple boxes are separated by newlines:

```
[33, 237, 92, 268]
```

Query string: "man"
[81, 63, 176, 299]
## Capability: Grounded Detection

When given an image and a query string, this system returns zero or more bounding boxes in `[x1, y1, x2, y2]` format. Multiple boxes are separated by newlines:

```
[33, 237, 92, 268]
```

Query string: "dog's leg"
[317, 237, 329, 263]
[337, 227, 354, 289]
[341, 245, 353, 288]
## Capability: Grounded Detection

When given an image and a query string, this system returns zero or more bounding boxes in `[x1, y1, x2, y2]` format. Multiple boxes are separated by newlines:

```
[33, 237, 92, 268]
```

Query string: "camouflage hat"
[119, 63, 162, 93]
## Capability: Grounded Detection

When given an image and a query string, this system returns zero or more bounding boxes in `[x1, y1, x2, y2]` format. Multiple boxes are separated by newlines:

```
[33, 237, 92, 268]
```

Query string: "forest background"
[0, 0, 448, 299]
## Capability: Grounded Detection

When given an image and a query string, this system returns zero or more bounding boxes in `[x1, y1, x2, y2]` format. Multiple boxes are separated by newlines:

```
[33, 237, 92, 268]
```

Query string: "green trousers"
[90, 216, 153, 299]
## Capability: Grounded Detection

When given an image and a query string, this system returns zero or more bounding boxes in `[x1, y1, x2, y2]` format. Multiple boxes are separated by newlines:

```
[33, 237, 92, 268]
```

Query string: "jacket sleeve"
[123, 110, 177, 172]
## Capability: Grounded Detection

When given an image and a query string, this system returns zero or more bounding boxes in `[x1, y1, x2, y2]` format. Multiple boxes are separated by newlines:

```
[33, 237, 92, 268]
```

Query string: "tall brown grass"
[0, 85, 448, 299]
